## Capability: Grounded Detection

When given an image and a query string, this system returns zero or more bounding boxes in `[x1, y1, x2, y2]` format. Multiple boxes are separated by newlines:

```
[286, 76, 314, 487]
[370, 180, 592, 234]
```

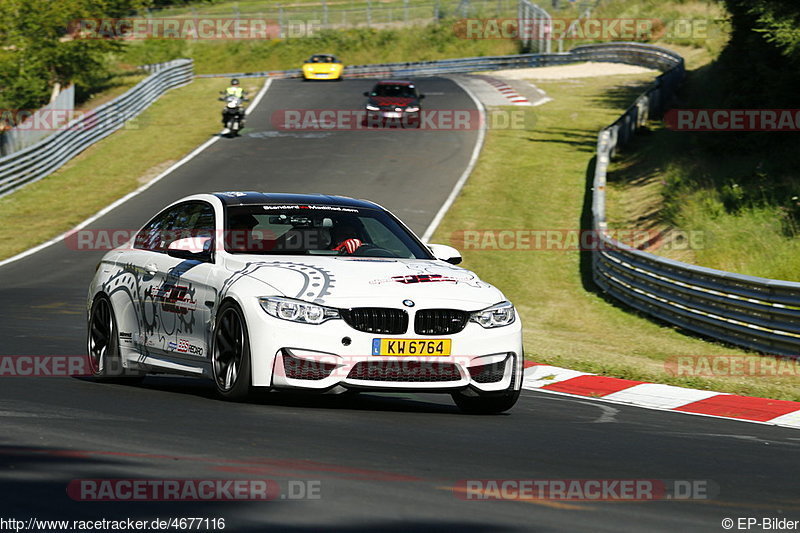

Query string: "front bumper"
[365, 109, 420, 125]
[303, 69, 342, 80]
[244, 298, 523, 392]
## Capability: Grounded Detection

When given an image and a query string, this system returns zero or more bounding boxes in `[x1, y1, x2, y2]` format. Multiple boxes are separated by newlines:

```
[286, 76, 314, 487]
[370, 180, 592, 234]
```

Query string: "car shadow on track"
[1, 443, 524, 532]
[101, 376, 473, 415]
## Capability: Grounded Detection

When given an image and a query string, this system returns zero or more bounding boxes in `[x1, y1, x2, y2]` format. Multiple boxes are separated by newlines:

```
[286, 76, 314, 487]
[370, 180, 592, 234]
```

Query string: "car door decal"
[220, 261, 336, 303]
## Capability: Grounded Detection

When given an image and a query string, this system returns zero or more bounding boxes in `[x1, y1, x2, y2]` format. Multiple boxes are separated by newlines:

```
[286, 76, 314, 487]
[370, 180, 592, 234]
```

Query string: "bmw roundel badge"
[403, 299, 415, 307]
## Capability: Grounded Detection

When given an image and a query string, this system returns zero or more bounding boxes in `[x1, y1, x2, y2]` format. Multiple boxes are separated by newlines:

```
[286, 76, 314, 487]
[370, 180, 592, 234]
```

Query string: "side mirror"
[363, 91, 369, 97]
[419, 94, 426, 99]
[428, 243, 462, 265]
[167, 237, 213, 262]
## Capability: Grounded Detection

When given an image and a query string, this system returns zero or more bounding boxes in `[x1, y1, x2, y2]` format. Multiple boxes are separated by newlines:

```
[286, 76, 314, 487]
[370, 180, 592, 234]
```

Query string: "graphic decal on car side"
[100, 263, 142, 331]
[220, 261, 336, 303]
[146, 284, 197, 315]
[101, 262, 202, 356]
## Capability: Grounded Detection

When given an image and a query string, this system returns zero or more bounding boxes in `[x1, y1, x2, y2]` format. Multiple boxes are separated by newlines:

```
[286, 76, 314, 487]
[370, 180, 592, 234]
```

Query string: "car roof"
[212, 192, 379, 209]
[375, 80, 414, 86]
[308, 53, 336, 59]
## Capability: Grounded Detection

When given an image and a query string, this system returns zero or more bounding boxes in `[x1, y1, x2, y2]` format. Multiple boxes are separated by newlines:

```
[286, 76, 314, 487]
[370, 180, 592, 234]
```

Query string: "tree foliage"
[718, 0, 800, 106]
[0, 0, 150, 112]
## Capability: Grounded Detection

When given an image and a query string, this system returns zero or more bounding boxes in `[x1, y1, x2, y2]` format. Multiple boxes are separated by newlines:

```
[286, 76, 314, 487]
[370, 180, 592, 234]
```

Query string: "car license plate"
[382, 112, 401, 118]
[372, 339, 451, 356]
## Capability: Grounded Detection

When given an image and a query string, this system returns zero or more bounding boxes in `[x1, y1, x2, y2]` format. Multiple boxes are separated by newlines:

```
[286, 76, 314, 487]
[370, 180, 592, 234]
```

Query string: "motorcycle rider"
[220, 78, 247, 134]
[225, 78, 244, 99]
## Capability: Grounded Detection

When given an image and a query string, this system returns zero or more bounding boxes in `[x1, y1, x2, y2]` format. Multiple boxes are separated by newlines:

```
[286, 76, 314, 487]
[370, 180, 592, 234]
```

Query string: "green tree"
[715, 0, 800, 107]
[0, 0, 150, 114]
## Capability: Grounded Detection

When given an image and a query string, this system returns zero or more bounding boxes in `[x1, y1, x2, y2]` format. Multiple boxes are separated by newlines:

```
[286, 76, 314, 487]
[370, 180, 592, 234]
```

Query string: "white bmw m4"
[87, 192, 523, 413]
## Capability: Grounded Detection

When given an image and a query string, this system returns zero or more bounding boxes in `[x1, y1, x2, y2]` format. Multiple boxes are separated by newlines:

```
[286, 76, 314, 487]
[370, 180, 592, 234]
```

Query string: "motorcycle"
[219, 92, 248, 137]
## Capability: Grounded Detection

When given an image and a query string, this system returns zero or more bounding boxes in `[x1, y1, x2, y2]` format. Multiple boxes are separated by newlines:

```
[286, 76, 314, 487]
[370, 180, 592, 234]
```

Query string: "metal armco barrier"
[199, 42, 687, 80]
[0, 59, 193, 198]
[587, 43, 800, 358]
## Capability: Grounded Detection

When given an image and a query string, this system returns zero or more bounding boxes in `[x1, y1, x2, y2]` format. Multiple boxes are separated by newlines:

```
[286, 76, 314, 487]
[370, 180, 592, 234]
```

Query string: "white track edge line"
[0, 78, 274, 269]
[421, 77, 486, 243]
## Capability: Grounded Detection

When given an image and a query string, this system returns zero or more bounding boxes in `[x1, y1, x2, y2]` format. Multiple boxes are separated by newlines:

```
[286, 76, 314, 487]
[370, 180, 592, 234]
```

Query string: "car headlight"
[405, 106, 420, 113]
[470, 301, 515, 328]
[259, 297, 340, 325]
[366, 104, 380, 111]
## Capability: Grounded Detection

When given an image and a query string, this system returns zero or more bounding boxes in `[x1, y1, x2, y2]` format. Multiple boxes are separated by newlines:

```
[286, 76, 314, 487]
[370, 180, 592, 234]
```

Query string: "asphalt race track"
[0, 78, 798, 532]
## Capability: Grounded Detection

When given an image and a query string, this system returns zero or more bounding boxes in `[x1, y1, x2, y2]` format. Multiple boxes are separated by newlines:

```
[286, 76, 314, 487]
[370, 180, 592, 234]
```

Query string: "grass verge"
[606, 64, 800, 281]
[431, 74, 800, 401]
[588, 0, 730, 60]
[118, 23, 520, 75]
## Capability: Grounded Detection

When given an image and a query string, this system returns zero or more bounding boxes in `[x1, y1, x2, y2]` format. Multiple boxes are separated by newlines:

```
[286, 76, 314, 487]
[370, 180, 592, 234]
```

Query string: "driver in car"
[330, 222, 364, 254]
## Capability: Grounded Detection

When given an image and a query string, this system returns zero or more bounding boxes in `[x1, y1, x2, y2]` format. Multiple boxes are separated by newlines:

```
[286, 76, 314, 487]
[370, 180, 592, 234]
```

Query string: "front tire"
[212, 302, 253, 400]
[452, 388, 521, 414]
[452, 356, 521, 414]
[87, 295, 142, 383]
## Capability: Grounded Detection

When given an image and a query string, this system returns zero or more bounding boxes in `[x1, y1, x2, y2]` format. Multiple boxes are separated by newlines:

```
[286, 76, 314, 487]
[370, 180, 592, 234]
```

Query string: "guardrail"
[587, 43, 800, 357]
[198, 43, 681, 80]
[0, 85, 76, 157]
[0, 59, 193, 198]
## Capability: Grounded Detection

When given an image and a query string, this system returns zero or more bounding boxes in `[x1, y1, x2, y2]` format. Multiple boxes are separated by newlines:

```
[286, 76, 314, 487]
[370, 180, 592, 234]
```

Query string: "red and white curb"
[522, 361, 800, 429]
[476, 76, 532, 106]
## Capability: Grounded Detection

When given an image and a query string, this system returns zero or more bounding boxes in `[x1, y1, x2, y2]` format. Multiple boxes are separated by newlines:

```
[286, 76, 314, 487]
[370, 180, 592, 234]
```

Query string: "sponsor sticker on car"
[372, 339, 451, 356]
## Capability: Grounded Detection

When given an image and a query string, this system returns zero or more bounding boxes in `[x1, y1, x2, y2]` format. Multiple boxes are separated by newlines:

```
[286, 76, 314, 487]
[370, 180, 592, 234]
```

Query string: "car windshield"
[309, 55, 336, 63]
[371, 84, 416, 98]
[224, 205, 432, 258]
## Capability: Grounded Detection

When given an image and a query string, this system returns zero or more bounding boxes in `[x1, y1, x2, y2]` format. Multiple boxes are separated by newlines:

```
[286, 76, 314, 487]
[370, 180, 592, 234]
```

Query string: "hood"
[304, 63, 340, 71]
[369, 96, 417, 108]
[223, 255, 505, 309]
